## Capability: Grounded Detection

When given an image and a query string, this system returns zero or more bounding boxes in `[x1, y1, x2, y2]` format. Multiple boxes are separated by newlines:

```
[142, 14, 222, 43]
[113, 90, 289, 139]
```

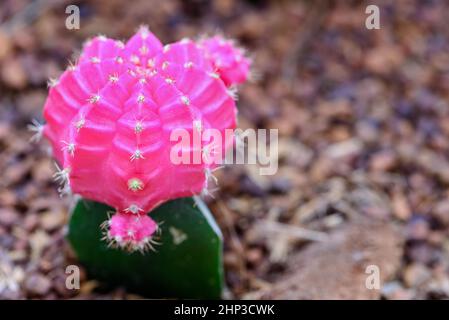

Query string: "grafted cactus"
[42, 26, 250, 252]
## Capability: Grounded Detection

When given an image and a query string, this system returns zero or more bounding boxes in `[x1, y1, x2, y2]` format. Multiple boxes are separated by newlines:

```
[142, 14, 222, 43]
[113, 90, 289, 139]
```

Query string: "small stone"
[8, 250, 27, 262]
[23, 213, 39, 231]
[0, 234, 15, 249]
[406, 216, 430, 241]
[29, 230, 51, 262]
[370, 150, 397, 172]
[391, 189, 411, 221]
[25, 273, 52, 296]
[53, 274, 74, 298]
[0, 209, 18, 227]
[4, 161, 31, 186]
[433, 200, 449, 226]
[1, 57, 27, 89]
[381, 281, 415, 300]
[0, 190, 17, 207]
[239, 174, 267, 197]
[403, 263, 431, 288]
[0, 30, 12, 60]
[364, 45, 404, 75]
[406, 242, 440, 265]
[224, 252, 240, 270]
[32, 160, 53, 182]
[246, 248, 263, 265]
[40, 210, 66, 231]
[269, 178, 292, 194]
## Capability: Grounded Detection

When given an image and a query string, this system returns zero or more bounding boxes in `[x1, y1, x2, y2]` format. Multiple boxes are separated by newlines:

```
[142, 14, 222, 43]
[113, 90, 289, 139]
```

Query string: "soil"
[1, 0, 449, 299]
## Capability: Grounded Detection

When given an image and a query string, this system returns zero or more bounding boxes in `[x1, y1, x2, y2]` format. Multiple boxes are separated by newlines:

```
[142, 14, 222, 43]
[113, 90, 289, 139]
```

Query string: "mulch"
[1, 0, 449, 299]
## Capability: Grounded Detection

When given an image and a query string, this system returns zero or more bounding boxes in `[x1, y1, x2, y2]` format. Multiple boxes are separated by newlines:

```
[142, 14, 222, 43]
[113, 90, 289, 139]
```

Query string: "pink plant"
[198, 35, 251, 87]
[42, 26, 250, 251]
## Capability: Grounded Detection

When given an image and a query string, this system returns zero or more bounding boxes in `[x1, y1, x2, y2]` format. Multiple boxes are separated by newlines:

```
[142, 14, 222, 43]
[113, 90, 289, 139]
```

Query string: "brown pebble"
[406, 218, 429, 241]
[0, 208, 19, 227]
[4, 161, 31, 186]
[391, 189, 411, 221]
[1, 57, 27, 89]
[0, 190, 17, 207]
[32, 159, 53, 183]
[25, 273, 52, 296]
[224, 252, 240, 269]
[0, 30, 12, 60]
[40, 210, 66, 231]
[370, 150, 397, 172]
[53, 275, 75, 298]
[23, 213, 39, 231]
[246, 248, 263, 265]
[433, 200, 449, 226]
[403, 263, 431, 288]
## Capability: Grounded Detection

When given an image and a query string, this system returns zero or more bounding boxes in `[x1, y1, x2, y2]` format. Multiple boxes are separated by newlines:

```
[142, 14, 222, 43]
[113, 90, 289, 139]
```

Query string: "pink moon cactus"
[199, 35, 250, 87]
[42, 26, 250, 251]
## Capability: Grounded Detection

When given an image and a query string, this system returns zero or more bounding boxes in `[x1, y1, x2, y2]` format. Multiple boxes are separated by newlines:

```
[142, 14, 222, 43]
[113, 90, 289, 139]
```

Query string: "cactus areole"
[42, 27, 250, 252]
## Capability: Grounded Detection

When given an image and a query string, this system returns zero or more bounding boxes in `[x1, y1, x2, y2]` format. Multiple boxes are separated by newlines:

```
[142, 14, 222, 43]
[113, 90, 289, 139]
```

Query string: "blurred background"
[1, 0, 449, 299]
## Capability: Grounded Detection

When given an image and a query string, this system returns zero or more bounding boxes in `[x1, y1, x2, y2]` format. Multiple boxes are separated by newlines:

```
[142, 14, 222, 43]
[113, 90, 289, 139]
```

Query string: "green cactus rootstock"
[68, 197, 224, 299]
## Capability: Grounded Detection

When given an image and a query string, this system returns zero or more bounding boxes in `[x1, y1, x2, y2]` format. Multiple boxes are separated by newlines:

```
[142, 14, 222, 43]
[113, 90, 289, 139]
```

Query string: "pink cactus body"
[198, 35, 251, 87]
[42, 27, 250, 251]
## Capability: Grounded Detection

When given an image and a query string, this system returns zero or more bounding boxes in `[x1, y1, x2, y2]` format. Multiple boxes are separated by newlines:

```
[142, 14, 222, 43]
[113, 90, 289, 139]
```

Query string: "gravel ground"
[2, 0, 449, 299]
